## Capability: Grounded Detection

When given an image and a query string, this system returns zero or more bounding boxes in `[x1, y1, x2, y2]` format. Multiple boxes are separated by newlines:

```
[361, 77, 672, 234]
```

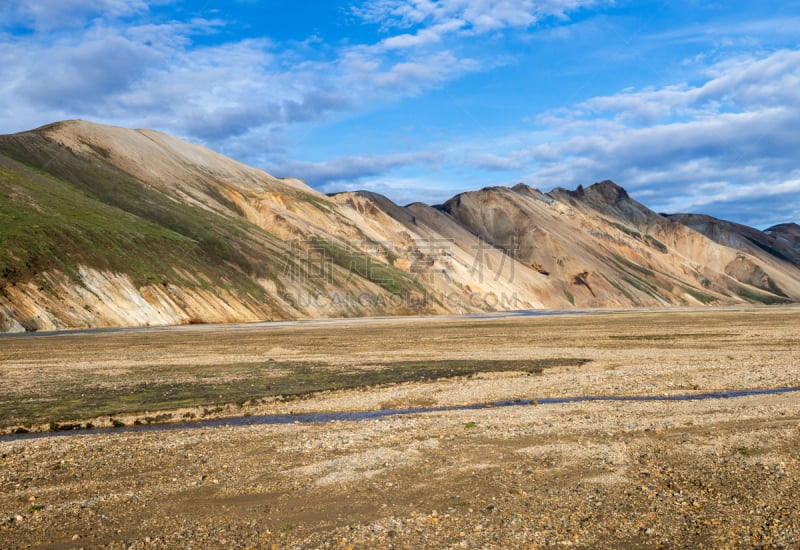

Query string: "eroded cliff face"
[0, 267, 267, 332]
[1, 122, 798, 332]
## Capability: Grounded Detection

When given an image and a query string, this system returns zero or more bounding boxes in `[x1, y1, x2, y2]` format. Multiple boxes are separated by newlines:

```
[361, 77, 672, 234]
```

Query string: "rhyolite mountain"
[1, 120, 798, 332]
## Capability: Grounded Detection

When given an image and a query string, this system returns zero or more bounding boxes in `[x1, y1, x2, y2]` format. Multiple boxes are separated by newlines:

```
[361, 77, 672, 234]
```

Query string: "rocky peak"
[512, 183, 535, 194]
[766, 223, 800, 248]
[584, 180, 629, 204]
[766, 222, 800, 234]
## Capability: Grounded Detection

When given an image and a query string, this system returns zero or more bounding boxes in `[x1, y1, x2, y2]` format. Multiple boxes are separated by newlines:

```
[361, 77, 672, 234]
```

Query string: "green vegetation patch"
[682, 286, 717, 304]
[737, 287, 792, 305]
[644, 235, 668, 253]
[620, 276, 659, 299]
[0, 357, 589, 429]
[609, 332, 733, 341]
[608, 221, 642, 240]
[0, 163, 197, 286]
[606, 220, 668, 253]
[0, 139, 291, 302]
[763, 276, 788, 298]
[606, 277, 635, 303]
[611, 254, 655, 277]
[310, 236, 426, 296]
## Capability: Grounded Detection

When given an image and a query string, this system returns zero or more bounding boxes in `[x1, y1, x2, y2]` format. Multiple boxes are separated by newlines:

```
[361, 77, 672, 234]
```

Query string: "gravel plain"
[1, 307, 799, 548]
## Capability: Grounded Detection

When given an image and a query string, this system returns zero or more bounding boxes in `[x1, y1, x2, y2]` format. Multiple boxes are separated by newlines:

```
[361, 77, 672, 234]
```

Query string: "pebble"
[1, 331, 798, 548]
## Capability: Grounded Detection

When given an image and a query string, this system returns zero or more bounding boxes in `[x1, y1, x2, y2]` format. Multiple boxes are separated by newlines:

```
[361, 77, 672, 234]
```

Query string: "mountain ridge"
[1, 120, 798, 332]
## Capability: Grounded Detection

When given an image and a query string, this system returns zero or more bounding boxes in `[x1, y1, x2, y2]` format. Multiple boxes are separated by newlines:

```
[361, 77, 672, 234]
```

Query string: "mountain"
[1, 121, 798, 332]
[766, 223, 800, 258]
[667, 214, 800, 269]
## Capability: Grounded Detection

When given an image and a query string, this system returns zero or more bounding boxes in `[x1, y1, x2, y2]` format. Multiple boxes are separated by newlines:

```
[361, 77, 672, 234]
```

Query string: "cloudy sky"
[1, 1, 799, 227]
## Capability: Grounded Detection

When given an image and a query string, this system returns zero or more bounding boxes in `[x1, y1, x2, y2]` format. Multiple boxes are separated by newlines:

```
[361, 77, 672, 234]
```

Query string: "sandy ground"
[1, 307, 799, 548]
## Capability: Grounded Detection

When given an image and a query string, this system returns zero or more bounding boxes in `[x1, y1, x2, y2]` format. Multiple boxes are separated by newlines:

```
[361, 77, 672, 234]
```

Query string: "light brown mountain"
[0, 121, 797, 332]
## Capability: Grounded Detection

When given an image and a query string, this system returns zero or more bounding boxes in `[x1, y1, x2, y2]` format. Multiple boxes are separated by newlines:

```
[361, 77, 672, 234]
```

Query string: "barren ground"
[1, 307, 799, 548]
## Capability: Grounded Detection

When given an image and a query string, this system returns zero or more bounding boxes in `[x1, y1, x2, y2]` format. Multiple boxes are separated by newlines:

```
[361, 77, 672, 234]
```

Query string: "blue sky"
[1, 1, 799, 228]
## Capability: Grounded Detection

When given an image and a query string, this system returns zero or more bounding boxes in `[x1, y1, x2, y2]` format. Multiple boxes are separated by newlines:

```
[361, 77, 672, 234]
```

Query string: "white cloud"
[380, 19, 465, 50]
[359, 51, 481, 93]
[323, 175, 464, 205]
[271, 151, 442, 187]
[353, 0, 602, 34]
[699, 49, 800, 107]
[14, 29, 161, 110]
[649, 16, 800, 47]
[0, 0, 606, 202]
[0, 1, 493, 150]
[0, 0, 151, 31]
[448, 48, 800, 226]
[1, 1, 795, 227]
[560, 49, 800, 126]
[468, 151, 529, 171]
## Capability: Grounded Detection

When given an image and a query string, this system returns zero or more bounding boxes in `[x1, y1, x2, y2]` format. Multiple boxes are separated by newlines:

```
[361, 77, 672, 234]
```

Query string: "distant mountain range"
[1, 120, 798, 332]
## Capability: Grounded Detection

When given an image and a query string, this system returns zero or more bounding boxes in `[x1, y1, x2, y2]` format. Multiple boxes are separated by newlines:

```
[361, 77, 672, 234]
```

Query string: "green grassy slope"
[0, 133, 289, 304]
